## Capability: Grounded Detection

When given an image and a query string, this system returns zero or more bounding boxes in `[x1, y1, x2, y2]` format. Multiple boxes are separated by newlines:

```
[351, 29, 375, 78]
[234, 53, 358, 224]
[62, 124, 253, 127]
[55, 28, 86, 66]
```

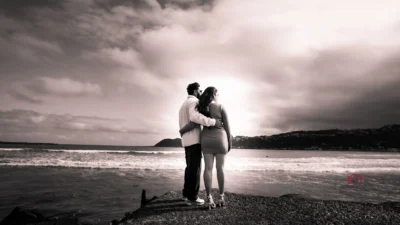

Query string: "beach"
[1, 147, 400, 224]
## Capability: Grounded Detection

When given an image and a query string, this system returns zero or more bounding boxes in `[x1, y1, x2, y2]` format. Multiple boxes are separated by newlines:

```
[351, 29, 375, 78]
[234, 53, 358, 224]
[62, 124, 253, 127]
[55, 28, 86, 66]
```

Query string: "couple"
[178, 82, 232, 209]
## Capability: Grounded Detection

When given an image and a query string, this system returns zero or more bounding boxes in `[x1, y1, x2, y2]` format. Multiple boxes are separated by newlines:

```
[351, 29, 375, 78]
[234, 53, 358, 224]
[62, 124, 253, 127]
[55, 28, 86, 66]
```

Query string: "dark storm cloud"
[95, 0, 155, 11]
[0, 0, 63, 19]
[264, 48, 400, 132]
[156, 0, 216, 10]
[8, 90, 43, 104]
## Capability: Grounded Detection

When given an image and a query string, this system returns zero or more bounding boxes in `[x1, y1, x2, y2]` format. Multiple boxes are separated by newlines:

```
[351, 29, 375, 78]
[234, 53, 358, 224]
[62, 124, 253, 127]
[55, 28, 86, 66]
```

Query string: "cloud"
[68, 0, 216, 49]
[260, 46, 400, 132]
[0, 32, 64, 66]
[0, 109, 159, 138]
[7, 90, 43, 104]
[0, 0, 63, 19]
[1, 0, 400, 145]
[0, 109, 170, 145]
[12, 33, 63, 54]
[156, 0, 216, 10]
[26, 77, 102, 97]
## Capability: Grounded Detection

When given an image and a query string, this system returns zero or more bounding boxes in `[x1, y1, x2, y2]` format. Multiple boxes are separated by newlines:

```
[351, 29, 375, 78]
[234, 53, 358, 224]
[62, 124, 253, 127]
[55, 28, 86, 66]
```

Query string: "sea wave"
[108, 150, 184, 155]
[0, 163, 399, 173]
[1, 148, 399, 173]
[0, 148, 25, 151]
[1, 156, 400, 173]
[0, 148, 184, 155]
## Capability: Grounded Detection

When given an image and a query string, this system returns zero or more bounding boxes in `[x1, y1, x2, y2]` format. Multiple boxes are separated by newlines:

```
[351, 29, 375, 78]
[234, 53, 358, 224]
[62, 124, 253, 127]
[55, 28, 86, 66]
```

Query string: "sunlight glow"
[182, 74, 259, 136]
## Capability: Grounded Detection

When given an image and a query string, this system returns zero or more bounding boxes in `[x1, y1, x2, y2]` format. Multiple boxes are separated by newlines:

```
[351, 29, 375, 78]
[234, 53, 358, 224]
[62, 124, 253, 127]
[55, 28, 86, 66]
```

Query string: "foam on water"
[127, 150, 184, 154]
[0, 148, 25, 151]
[0, 148, 184, 154]
[1, 148, 400, 173]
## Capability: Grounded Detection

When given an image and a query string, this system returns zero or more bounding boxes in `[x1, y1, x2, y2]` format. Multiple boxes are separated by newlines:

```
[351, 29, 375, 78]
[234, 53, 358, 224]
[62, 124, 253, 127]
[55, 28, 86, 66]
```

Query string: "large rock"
[0, 207, 84, 225]
[154, 138, 182, 147]
[0, 207, 45, 225]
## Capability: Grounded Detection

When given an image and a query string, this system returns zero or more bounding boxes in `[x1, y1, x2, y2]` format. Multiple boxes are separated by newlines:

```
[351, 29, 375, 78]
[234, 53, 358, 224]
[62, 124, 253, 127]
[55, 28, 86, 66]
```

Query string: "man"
[178, 82, 223, 205]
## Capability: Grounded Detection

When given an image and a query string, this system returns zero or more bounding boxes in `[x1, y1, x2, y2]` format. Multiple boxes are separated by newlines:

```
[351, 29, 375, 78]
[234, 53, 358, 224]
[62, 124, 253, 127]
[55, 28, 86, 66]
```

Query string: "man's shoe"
[187, 197, 205, 206]
[181, 196, 188, 201]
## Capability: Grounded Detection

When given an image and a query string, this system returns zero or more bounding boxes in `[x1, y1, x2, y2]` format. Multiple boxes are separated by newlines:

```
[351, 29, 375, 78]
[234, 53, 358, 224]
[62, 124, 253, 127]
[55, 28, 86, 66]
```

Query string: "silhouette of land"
[155, 124, 400, 152]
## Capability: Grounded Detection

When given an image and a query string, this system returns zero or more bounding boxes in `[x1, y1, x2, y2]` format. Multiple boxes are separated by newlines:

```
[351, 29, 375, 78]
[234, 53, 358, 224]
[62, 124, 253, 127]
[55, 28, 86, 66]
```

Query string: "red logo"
[347, 174, 363, 185]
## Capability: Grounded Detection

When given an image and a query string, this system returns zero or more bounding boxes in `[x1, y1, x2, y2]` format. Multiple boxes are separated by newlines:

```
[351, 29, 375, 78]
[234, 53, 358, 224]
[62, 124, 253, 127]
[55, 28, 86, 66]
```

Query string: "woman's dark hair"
[197, 86, 218, 117]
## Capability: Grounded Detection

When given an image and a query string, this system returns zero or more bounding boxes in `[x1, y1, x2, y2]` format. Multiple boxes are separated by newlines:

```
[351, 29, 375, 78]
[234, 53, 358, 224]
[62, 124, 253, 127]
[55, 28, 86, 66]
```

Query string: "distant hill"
[154, 138, 182, 147]
[155, 124, 400, 152]
[0, 141, 59, 145]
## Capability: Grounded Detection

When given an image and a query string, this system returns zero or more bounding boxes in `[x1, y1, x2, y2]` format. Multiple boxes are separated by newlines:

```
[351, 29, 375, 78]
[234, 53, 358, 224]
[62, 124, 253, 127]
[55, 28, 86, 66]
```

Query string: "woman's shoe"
[205, 195, 216, 210]
[217, 193, 225, 207]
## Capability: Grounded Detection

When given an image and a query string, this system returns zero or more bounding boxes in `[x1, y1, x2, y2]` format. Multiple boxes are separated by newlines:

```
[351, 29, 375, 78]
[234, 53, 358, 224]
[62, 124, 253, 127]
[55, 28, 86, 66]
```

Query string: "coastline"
[1, 148, 400, 225]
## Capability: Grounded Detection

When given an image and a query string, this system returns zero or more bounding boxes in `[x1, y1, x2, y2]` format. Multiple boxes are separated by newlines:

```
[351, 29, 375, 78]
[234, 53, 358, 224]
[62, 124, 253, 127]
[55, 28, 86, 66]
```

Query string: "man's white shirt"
[179, 95, 216, 147]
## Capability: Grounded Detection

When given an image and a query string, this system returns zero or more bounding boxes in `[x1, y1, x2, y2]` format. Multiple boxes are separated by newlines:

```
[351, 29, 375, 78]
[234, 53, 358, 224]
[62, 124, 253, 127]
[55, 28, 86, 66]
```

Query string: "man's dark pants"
[182, 143, 202, 201]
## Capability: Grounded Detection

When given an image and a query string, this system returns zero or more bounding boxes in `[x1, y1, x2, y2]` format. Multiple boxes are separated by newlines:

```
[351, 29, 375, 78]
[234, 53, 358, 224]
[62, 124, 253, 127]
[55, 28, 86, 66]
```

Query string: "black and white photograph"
[0, 0, 400, 224]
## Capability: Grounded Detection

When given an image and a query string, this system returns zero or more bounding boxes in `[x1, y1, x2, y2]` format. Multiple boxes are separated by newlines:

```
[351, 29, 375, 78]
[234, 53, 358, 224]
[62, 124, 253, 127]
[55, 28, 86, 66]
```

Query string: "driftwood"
[141, 189, 146, 208]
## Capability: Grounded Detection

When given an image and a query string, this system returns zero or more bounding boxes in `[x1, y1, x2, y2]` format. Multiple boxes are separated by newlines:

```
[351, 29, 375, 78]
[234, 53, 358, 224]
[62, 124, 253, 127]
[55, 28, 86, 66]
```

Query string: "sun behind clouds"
[189, 75, 259, 137]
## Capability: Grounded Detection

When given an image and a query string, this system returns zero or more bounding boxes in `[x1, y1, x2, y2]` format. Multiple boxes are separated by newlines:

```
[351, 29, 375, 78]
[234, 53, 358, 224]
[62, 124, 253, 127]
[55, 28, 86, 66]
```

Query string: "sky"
[0, 0, 400, 146]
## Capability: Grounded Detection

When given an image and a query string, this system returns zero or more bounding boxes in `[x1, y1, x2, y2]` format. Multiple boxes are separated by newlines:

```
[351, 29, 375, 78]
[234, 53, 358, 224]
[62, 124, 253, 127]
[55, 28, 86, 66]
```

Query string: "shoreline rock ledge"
[2, 190, 400, 225]
[115, 190, 400, 225]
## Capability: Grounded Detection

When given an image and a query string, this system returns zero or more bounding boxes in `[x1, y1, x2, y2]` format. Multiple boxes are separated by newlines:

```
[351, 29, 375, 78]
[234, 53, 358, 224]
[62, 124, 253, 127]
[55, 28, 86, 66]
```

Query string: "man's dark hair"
[187, 82, 200, 95]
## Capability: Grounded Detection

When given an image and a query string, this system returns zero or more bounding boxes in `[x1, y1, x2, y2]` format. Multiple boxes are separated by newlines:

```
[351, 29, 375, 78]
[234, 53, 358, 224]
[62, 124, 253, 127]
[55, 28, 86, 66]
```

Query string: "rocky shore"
[114, 190, 400, 225]
[2, 190, 400, 225]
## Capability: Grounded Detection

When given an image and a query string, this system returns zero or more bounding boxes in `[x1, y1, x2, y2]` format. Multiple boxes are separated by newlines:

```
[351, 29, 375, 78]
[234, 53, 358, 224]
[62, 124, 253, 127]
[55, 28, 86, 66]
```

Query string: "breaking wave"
[0, 147, 399, 173]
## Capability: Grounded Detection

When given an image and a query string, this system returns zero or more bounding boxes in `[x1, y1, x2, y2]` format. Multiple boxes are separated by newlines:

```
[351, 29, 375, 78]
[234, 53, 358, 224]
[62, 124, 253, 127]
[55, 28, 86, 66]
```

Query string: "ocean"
[1, 146, 399, 225]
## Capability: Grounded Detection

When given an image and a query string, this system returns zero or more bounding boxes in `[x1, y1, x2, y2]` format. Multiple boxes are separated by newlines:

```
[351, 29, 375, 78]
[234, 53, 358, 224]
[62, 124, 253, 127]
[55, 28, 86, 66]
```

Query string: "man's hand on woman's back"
[214, 119, 223, 128]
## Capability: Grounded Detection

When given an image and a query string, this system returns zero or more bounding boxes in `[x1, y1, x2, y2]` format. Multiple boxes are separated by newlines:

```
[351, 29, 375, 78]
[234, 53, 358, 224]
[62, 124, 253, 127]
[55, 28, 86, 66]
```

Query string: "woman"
[179, 87, 232, 209]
